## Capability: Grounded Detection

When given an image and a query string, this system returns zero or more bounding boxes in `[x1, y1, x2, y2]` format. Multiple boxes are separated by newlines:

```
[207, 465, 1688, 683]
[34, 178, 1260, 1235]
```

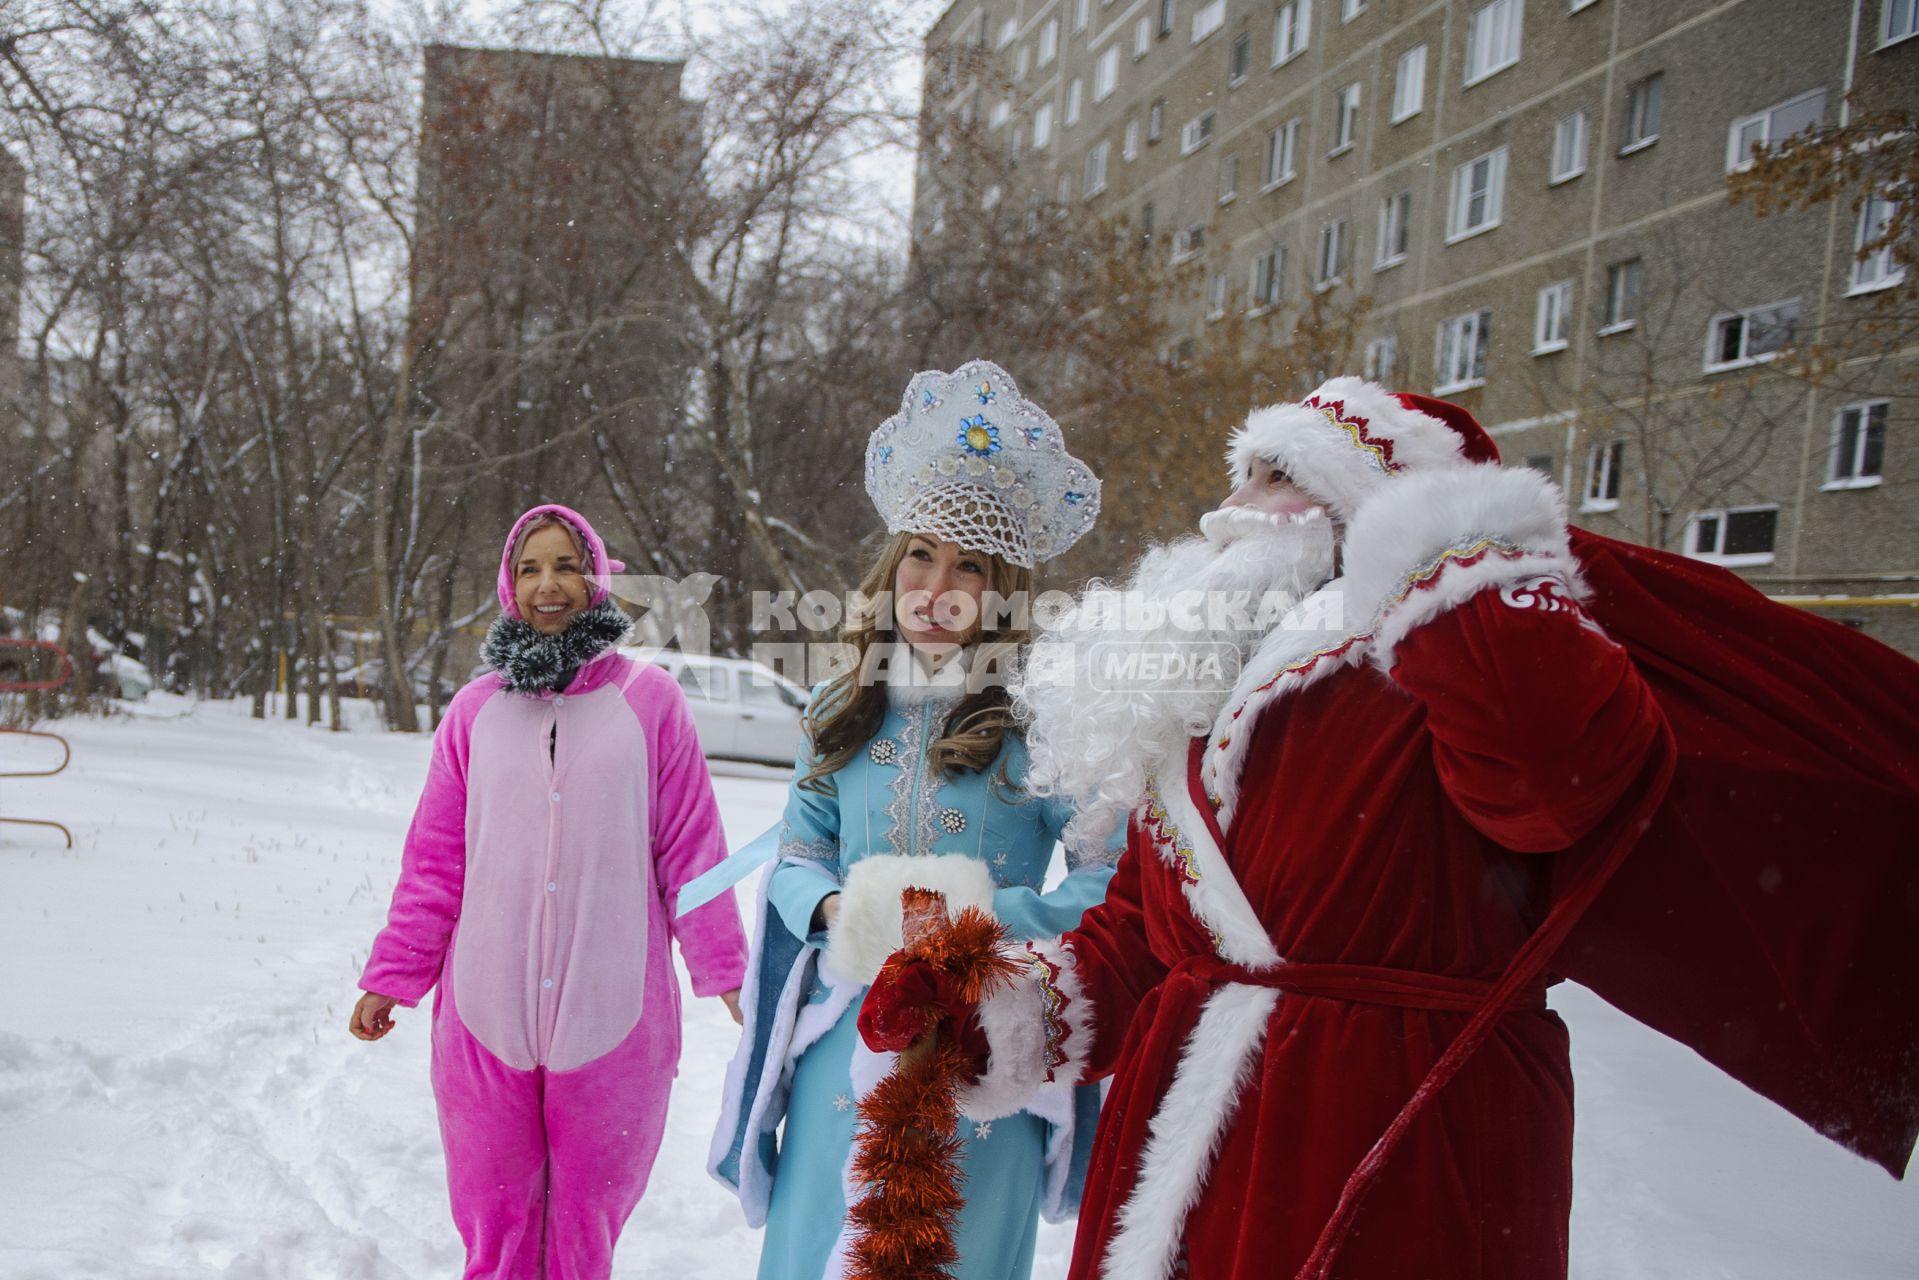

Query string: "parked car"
[640, 651, 811, 767]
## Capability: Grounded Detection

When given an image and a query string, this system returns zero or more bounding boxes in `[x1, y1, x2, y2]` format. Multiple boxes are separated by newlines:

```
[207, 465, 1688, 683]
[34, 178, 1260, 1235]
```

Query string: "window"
[1602, 258, 1642, 332]
[1317, 219, 1348, 288]
[1124, 119, 1141, 160]
[1464, 0, 1523, 85]
[1570, 0, 1599, 11]
[1181, 109, 1218, 154]
[1016, 44, 1031, 78]
[1434, 309, 1491, 391]
[1447, 147, 1509, 241]
[1342, 0, 1366, 20]
[1057, 172, 1074, 204]
[1621, 73, 1663, 152]
[1173, 223, 1206, 262]
[1193, 0, 1226, 42]
[1230, 33, 1251, 83]
[1207, 270, 1230, 319]
[1159, 0, 1177, 37]
[1250, 247, 1284, 308]
[1376, 191, 1411, 267]
[997, 16, 1017, 48]
[1829, 401, 1888, 488]
[1331, 83, 1361, 154]
[1726, 89, 1826, 172]
[1551, 111, 1589, 183]
[1852, 194, 1906, 293]
[1010, 125, 1024, 162]
[677, 663, 732, 702]
[1033, 102, 1054, 150]
[1687, 506, 1778, 566]
[1086, 142, 1110, 196]
[970, 9, 989, 46]
[1096, 46, 1120, 99]
[1140, 201, 1156, 248]
[1067, 78, 1083, 125]
[1220, 154, 1240, 202]
[1705, 300, 1800, 371]
[1274, 0, 1311, 65]
[1263, 119, 1300, 186]
[1148, 98, 1166, 141]
[1136, 15, 1152, 56]
[1392, 45, 1427, 122]
[1074, 0, 1091, 33]
[981, 184, 1002, 210]
[1364, 334, 1399, 381]
[990, 99, 1011, 128]
[1887, 0, 1919, 44]
[1534, 280, 1573, 353]
[1583, 441, 1623, 508]
[1039, 18, 1059, 66]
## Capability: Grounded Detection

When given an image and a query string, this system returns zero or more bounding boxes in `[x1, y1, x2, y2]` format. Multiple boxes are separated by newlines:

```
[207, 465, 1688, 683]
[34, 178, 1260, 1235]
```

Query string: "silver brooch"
[869, 739, 899, 766]
[938, 807, 967, 834]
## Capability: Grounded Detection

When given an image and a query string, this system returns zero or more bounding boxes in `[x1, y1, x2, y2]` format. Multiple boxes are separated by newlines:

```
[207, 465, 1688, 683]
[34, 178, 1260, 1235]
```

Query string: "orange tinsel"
[844, 889, 1022, 1280]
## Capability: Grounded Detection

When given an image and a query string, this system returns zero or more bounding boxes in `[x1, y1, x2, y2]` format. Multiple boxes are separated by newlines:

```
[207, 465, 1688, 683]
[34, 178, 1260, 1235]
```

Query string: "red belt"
[1171, 954, 1548, 1014]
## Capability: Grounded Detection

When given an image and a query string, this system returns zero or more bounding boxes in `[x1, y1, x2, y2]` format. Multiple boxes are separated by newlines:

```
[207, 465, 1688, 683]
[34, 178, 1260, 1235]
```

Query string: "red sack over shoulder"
[1556, 531, 1919, 1177]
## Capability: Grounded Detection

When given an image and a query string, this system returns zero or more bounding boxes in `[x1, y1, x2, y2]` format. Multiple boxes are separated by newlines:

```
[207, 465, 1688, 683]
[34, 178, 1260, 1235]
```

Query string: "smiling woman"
[349, 501, 748, 1280]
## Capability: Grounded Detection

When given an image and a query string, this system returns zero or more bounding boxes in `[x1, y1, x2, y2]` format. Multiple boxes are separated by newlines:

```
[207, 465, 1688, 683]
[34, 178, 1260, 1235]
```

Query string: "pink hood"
[496, 503, 627, 620]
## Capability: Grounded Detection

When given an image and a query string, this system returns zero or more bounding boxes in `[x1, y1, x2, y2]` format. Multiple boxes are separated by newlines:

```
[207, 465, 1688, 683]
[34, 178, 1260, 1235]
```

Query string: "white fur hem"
[1100, 984, 1280, 1280]
[824, 853, 998, 987]
[1342, 466, 1585, 671]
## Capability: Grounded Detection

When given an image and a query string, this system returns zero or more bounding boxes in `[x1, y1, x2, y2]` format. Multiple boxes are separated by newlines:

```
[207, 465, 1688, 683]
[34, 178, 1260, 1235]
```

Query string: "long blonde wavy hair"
[797, 531, 1034, 793]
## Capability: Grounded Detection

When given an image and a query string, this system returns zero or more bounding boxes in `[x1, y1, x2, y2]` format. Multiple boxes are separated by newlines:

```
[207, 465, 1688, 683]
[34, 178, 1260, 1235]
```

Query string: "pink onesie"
[361, 649, 746, 1279]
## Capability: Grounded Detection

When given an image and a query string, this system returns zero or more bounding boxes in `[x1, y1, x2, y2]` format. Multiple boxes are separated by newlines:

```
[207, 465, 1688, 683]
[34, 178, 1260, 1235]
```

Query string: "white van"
[640, 651, 811, 767]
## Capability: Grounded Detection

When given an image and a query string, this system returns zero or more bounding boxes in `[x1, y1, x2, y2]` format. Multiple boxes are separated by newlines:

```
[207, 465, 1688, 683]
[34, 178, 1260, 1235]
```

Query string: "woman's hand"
[720, 987, 744, 1025]
[813, 892, 842, 935]
[350, 992, 399, 1042]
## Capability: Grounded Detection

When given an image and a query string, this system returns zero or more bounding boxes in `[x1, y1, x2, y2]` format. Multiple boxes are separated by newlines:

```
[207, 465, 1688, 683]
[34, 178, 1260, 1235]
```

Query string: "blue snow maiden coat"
[709, 667, 1118, 1280]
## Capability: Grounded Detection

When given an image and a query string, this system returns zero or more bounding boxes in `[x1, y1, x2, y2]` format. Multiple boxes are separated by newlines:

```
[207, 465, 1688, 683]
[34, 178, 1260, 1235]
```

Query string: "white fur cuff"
[1341, 466, 1584, 670]
[823, 854, 998, 988]
[960, 938, 1096, 1120]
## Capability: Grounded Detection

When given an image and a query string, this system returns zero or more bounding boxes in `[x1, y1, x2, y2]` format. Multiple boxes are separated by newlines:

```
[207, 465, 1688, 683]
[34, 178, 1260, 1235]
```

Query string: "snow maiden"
[350, 504, 747, 1280]
[708, 361, 1121, 1280]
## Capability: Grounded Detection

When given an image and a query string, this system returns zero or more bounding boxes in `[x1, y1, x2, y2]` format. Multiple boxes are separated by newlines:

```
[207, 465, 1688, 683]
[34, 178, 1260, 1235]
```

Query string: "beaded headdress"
[863, 360, 1100, 568]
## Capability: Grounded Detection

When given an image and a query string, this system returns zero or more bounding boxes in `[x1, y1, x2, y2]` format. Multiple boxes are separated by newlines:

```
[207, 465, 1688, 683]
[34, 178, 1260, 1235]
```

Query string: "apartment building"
[916, 0, 1919, 654]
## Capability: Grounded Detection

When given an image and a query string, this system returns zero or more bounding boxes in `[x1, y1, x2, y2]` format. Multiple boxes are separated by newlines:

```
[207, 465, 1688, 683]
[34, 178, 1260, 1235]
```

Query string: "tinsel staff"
[845, 888, 1022, 1280]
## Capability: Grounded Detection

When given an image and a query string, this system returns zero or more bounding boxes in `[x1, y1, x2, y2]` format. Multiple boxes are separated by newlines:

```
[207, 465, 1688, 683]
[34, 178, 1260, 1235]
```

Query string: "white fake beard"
[1015, 508, 1335, 843]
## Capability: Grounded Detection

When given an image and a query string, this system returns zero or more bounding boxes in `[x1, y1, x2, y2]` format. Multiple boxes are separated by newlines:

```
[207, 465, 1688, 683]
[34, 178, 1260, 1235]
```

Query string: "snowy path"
[1, 698, 1913, 1278]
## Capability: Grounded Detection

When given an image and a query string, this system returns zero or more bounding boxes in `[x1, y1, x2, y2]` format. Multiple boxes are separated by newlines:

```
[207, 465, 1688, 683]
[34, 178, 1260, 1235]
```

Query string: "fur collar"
[480, 598, 634, 695]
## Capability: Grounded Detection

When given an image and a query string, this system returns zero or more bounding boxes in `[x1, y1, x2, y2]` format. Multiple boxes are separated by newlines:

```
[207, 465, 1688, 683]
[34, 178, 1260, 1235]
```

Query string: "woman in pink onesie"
[349, 503, 748, 1280]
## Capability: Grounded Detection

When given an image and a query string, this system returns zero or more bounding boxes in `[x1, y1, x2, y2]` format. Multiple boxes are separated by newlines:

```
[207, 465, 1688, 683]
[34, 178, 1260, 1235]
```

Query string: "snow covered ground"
[1, 697, 1914, 1279]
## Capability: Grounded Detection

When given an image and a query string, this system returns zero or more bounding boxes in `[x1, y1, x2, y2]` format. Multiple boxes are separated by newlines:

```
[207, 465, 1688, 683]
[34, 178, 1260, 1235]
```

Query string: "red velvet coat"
[1018, 479, 1918, 1280]
[1058, 580, 1660, 1280]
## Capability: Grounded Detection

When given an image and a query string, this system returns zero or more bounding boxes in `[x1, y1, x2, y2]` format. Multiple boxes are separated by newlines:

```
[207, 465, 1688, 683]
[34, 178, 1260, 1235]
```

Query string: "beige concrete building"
[916, 0, 1919, 653]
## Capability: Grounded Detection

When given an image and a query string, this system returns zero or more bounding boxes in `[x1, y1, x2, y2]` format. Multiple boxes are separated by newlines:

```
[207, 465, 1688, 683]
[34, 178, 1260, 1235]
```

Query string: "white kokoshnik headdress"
[863, 360, 1100, 568]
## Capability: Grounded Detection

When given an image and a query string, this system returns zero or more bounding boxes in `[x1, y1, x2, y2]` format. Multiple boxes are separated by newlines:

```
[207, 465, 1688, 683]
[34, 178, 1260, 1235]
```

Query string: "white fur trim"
[958, 937, 1097, 1121]
[1145, 767, 1283, 969]
[1200, 580, 1372, 832]
[1226, 376, 1470, 518]
[1100, 984, 1280, 1280]
[959, 955, 1050, 1121]
[1342, 465, 1587, 671]
[707, 863, 814, 1227]
[824, 853, 998, 987]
